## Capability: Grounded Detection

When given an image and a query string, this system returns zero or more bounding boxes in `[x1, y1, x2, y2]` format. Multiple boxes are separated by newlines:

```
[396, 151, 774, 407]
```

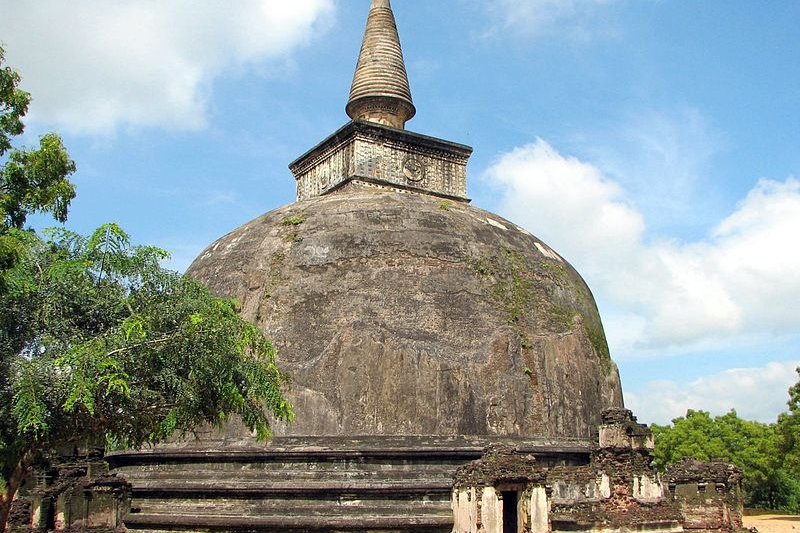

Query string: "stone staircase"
[108, 436, 592, 533]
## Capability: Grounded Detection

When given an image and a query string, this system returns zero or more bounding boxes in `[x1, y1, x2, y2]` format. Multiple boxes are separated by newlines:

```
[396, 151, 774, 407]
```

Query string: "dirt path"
[744, 514, 800, 533]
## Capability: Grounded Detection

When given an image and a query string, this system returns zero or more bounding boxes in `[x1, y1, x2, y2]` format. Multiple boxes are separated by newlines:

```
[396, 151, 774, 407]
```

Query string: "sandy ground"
[744, 514, 800, 533]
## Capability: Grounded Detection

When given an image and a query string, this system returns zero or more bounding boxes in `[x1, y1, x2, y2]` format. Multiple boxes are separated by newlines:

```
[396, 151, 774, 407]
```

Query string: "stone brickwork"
[451, 409, 744, 533]
[290, 120, 472, 202]
[666, 459, 744, 533]
[10, 449, 129, 533]
[598, 407, 655, 450]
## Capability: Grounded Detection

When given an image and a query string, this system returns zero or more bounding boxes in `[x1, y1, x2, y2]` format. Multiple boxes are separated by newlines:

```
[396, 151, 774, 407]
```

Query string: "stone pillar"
[529, 486, 549, 533]
[452, 488, 479, 533]
[480, 487, 503, 533]
[29, 498, 44, 532]
[54, 493, 68, 531]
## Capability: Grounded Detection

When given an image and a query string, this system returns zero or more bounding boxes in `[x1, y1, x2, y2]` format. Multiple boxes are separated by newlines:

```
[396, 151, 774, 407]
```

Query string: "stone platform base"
[107, 436, 592, 533]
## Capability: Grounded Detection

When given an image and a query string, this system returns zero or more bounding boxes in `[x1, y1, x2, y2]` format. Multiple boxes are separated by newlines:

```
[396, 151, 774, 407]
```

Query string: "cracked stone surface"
[188, 185, 623, 440]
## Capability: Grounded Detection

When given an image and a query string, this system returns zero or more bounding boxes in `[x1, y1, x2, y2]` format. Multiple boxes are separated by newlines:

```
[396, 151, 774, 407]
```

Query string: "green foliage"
[1, 133, 76, 229]
[778, 368, 800, 479]
[0, 49, 292, 530]
[0, 221, 295, 530]
[0, 47, 30, 158]
[469, 249, 534, 326]
[5, 224, 292, 445]
[652, 409, 775, 477]
[283, 232, 303, 243]
[0, 46, 76, 303]
[438, 200, 452, 211]
[280, 214, 306, 226]
[0, 47, 76, 231]
[0, 224, 295, 493]
[520, 334, 534, 350]
[280, 215, 306, 244]
[653, 406, 800, 512]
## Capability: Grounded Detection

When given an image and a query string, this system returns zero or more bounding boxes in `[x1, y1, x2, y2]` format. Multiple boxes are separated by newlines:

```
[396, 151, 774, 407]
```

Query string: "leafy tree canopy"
[778, 369, 800, 478]
[0, 47, 30, 158]
[652, 372, 800, 513]
[0, 46, 293, 532]
[4, 224, 293, 448]
[1, 45, 75, 293]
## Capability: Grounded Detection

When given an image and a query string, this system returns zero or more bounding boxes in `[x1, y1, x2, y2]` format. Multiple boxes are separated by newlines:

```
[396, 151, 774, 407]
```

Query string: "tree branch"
[103, 332, 176, 359]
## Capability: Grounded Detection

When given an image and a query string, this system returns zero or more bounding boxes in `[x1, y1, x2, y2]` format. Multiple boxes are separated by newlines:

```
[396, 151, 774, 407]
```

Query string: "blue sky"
[2, 0, 799, 425]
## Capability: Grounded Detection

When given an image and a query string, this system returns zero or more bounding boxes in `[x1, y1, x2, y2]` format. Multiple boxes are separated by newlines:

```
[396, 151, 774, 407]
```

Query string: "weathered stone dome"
[188, 185, 623, 440]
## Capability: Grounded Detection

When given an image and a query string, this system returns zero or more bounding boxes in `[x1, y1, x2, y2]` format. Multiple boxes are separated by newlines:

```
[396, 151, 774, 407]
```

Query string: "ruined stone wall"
[15, 452, 130, 533]
[666, 459, 744, 532]
[546, 450, 680, 533]
[450, 410, 749, 533]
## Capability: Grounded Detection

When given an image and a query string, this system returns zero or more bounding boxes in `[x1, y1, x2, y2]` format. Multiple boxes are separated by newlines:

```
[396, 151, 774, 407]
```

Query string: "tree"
[1, 45, 76, 292]
[778, 369, 800, 475]
[0, 47, 294, 532]
[1, 45, 79, 526]
[1, 225, 294, 530]
[775, 368, 800, 512]
[653, 406, 799, 512]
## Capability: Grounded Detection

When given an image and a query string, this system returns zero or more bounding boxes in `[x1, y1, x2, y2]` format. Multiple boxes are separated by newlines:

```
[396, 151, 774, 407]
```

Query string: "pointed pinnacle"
[346, 0, 416, 129]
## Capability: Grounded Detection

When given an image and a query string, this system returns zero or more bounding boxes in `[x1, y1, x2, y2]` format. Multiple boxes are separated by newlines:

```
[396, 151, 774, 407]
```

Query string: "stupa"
[108, 1, 629, 531]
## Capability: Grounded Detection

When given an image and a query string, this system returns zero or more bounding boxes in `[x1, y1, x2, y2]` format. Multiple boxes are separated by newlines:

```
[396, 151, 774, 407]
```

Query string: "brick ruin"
[665, 459, 744, 532]
[451, 409, 744, 533]
[8, 449, 129, 533]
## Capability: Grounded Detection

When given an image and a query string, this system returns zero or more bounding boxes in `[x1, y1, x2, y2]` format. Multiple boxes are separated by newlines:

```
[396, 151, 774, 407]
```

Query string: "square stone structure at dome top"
[290, 120, 473, 202]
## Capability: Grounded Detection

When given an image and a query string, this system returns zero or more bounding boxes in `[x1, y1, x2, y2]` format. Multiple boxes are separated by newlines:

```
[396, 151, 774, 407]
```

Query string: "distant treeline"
[652, 368, 800, 512]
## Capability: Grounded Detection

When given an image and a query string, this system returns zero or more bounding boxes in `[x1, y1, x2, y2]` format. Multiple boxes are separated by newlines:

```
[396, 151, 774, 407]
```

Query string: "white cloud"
[486, 140, 644, 278]
[575, 108, 724, 232]
[0, 0, 335, 134]
[486, 138, 800, 352]
[487, 0, 618, 41]
[626, 361, 800, 424]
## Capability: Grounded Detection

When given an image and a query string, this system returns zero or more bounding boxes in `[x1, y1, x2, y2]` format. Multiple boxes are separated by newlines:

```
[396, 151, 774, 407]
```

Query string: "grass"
[281, 215, 307, 226]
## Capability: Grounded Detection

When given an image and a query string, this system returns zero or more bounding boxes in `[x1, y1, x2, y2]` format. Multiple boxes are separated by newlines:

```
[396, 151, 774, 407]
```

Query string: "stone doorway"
[501, 490, 519, 533]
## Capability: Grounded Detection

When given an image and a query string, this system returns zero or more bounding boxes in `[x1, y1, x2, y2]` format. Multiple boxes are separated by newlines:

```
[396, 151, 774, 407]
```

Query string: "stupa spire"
[346, 0, 416, 129]
[291, 0, 471, 202]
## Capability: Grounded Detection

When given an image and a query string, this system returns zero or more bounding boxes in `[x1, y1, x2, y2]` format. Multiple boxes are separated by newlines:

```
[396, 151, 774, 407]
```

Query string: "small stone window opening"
[502, 490, 519, 533]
